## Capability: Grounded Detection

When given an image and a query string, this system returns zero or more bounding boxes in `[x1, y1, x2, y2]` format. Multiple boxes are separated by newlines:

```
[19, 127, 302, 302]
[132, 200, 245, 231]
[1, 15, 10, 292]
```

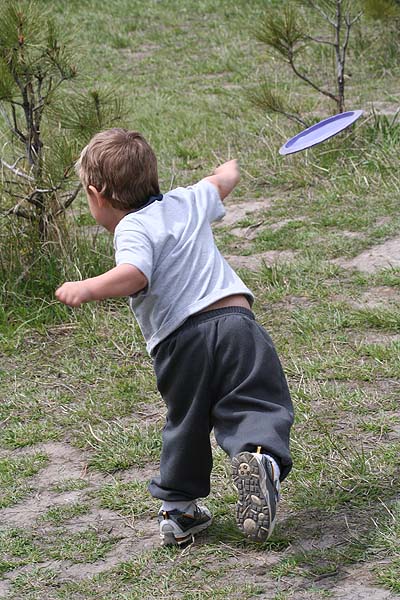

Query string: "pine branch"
[2, 179, 27, 186]
[0, 1, 124, 241]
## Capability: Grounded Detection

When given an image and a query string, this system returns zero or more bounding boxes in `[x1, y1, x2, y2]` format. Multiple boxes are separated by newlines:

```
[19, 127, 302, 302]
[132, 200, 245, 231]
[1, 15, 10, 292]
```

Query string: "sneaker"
[232, 450, 280, 542]
[158, 504, 212, 546]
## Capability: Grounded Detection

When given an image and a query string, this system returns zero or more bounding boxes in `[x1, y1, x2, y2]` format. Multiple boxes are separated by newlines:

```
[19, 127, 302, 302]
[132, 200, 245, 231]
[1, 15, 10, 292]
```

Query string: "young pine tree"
[0, 1, 124, 242]
[252, 0, 363, 124]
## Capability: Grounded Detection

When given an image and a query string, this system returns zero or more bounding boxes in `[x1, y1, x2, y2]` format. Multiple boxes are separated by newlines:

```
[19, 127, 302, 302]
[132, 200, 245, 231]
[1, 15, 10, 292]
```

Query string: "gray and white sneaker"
[232, 449, 280, 542]
[158, 504, 212, 546]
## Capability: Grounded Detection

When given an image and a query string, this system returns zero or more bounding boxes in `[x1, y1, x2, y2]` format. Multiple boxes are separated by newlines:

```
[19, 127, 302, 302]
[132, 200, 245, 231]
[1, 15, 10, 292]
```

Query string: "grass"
[0, 0, 400, 598]
[0, 453, 49, 509]
[0, 529, 43, 577]
[95, 480, 158, 517]
[39, 503, 90, 525]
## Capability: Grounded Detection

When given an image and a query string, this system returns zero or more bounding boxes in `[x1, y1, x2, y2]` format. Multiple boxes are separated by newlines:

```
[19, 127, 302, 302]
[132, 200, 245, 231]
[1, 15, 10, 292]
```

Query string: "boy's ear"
[88, 185, 107, 207]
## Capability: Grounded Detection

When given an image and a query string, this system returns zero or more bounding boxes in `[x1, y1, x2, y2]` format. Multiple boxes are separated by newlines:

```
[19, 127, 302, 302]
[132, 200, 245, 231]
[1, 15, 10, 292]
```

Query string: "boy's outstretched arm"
[55, 264, 147, 308]
[204, 159, 240, 201]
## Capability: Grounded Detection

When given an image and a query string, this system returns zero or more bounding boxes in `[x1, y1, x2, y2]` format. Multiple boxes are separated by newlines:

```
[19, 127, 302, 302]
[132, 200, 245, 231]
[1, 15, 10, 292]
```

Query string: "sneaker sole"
[159, 517, 212, 546]
[232, 452, 276, 542]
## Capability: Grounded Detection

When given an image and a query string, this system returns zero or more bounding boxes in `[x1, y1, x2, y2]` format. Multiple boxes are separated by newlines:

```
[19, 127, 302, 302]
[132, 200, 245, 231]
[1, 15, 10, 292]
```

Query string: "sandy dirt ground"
[1, 197, 400, 599]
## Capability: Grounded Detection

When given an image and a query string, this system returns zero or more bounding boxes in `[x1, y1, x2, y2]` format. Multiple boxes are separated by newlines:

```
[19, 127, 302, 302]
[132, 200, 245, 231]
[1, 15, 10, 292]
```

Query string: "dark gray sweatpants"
[148, 307, 294, 502]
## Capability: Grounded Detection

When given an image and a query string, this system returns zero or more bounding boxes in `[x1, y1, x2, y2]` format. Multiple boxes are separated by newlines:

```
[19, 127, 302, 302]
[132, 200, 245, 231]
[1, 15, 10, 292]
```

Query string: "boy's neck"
[103, 207, 131, 233]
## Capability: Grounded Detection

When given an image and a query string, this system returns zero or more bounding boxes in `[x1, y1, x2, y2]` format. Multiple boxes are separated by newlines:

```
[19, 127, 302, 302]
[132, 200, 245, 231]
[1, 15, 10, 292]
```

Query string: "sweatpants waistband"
[184, 306, 255, 328]
[151, 307, 255, 356]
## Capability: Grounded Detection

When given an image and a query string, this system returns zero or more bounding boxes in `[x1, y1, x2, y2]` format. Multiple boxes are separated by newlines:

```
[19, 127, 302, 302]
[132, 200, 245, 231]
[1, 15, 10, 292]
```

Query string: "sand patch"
[334, 237, 400, 273]
[0, 443, 108, 527]
[0, 439, 160, 591]
[351, 331, 400, 345]
[357, 286, 400, 308]
[341, 230, 365, 239]
[226, 250, 296, 271]
[268, 217, 307, 232]
[332, 286, 400, 310]
[231, 217, 307, 241]
[364, 102, 400, 117]
[216, 199, 272, 228]
[0, 581, 11, 600]
[2, 516, 159, 588]
[0, 441, 160, 529]
[231, 223, 265, 240]
[331, 569, 399, 600]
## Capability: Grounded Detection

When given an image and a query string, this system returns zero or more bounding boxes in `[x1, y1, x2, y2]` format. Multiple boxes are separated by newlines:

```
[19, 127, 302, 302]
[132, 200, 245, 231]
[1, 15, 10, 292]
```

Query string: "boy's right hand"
[55, 281, 92, 307]
[55, 265, 148, 307]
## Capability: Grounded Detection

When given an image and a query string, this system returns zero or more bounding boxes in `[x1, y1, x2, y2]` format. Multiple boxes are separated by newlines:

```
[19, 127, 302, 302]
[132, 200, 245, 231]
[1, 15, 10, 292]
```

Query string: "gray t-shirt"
[113, 179, 254, 354]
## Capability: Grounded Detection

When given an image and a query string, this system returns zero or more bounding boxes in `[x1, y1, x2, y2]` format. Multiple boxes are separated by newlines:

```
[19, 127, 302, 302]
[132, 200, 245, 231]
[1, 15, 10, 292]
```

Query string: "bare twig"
[288, 55, 338, 104]
[1, 158, 34, 181]
[306, 0, 336, 27]
[2, 206, 34, 220]
[306, 35, 336, 46]
[0, 105, 14, 131]
[55, 183, 81, 215]
[347, 10, 363, 27]
[274, 108, 308, 126]
[11, 102, 26, 143]
[5, 189, 46, 209]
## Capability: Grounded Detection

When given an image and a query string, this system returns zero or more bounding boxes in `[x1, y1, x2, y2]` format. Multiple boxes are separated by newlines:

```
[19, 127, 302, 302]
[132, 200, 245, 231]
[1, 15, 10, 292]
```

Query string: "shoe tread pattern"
[232, 451, 275, 542]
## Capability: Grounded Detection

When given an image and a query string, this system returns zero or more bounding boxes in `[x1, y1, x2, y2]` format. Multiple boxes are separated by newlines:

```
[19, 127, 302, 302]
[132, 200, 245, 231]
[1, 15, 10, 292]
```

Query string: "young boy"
[56, 128, 294, 546]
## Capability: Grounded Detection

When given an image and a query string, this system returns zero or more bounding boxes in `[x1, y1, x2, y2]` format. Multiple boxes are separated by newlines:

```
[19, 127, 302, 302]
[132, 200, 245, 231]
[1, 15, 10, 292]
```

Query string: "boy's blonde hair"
[77, 128, 160, 210]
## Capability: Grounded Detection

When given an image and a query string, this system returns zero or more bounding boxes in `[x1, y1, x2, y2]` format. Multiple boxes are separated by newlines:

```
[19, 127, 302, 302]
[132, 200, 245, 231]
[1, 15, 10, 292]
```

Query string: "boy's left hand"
[55, 281, 91, 307]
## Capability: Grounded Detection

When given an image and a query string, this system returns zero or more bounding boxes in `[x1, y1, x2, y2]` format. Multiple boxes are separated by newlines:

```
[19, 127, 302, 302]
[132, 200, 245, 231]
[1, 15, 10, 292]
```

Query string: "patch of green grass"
[346, 308, 400, 332]
[110, 545, 259, 599]
[372, 501, 400, 592]
[44, 529, 118, 563]
[83, 423, 162, 471]
[375, 558, 400, 594]
[0, 453, 48, 509]
[0, 528, 43, 576]
[359, 415, 394, 435]
[269, 535, 370, 593]
[270, 557, 300, 580]
[10, 567, 59, 597]
[96, 479, 158, 517]
[288, 432, 400, 512]
[374, 268, 400, 288]
[50, 478, 88, 493]
[0, 421, 60, 449]
[39, 503, 90, 525]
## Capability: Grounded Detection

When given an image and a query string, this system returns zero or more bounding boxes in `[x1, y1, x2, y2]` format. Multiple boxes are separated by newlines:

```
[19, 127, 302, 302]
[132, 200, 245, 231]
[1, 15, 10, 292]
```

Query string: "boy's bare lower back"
[198, 294, 251, 314]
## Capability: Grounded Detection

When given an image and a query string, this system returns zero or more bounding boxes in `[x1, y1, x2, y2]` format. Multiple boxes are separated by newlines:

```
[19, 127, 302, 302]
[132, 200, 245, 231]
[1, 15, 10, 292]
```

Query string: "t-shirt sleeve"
[114, 221, 153, 287]
[187, 179, 226, 223]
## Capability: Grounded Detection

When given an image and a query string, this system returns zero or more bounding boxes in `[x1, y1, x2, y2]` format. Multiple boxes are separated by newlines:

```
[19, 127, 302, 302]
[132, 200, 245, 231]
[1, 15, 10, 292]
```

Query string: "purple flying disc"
[279, 110, 363, 155]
